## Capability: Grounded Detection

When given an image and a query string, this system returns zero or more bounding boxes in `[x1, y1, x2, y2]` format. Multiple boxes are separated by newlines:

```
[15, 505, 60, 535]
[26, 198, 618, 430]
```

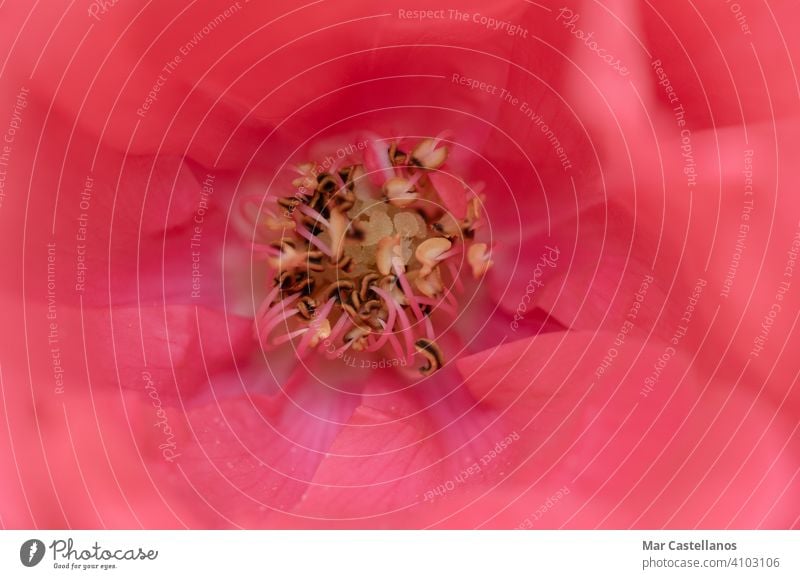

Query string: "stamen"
[257, 307, 300, 349]
[411, 136, 448, 169]
[344, 326, 371, 351]
[437, 244, 463, 262]
[328, 338, 355, 359]
[363, 134, 394, 184]
[297, 296, 317, 320]
[327, 209, 348, 261]
[393, 264, 424, 321]
[257, 292, 301, 330]
[297, 203, 330, 229]
[467, 242, 493, 278]
[296, 226, 333, 257]
[416, 237, 452, 276]
[383, 172, 423, 208]
[292, 163, 319, 192]
[371, 286, 414, 361]
[246, 132, 491, 375]
[365, 295, 397, 352]
[423, 315, 436, 342]
[328, 313, 353, 344]
[250, 242, 282, 257]
[272, 327, 310, 346]
[414, 339, 444, 376]
[376, 235, 404, 276]
[295, 298, 335, 358]
[416, 295, 457, 317]
[413, 267, 444, 299]
[254, 284, 284, 322]
[375, 318, 406, 362]
[445, 260, 465, 294]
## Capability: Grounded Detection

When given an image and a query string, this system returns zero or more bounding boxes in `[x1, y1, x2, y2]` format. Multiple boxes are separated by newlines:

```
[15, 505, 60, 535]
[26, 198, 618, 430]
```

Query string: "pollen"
[243, 135, 492, 375]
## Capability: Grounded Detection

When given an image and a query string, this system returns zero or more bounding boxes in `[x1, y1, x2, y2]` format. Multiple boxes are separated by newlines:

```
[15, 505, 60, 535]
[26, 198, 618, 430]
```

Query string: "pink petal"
[454, 331, 800, 528]
[174, 375, 359, 527]
[428, 171, 468, 221]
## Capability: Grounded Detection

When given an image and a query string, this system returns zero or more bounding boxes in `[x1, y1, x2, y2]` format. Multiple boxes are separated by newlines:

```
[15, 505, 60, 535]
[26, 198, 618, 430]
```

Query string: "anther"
[359, 273, 381, 301]
[414, 339, 444, 375]
[316, 173, 338, 194]
[297, 296, 317, 320]
[321, 280, 356, 303]
[467, 243, 493, 278]
[411, 137, 448, 169]
[345, 326, 371, 351]
[389, 142, 409, 166]
[413, 267, 444, 298]
[383, 177, 419, 208]
[415, 237, 452, 276]
[277, 197, 301, 213]
[376, 235, 404, 276]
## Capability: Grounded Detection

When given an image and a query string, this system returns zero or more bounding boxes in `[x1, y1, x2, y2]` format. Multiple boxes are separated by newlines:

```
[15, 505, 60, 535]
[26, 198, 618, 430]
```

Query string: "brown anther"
[287, 271, 314, 294]
[335, 254, 355, 274]
[415, 237, 452, 276]
[411, 138, 448, 170]
[376, 235, 404, 276]
[359, 273, 381, 301]
[414, 339, 443, 375]
[389, 142, 409, 166]
[300, 215, 324, 235]
[334, 198, 355, 213]
[339, 165, 354, 185]
[340, 302, 359, 321]
[321, 280, 355, 303]
[349, 289, 361, 310]
[358, 299, 382, 317]
[297, 296, 317, 320]
[383, 177, 418, 208]
[360, 299, 387, 329]
[378, 274, 397, 292]
[331, 186, 356, 208]
[467, 243, 493, 278]
[316, 173, 338, 194]
[309, 190, 327, 214]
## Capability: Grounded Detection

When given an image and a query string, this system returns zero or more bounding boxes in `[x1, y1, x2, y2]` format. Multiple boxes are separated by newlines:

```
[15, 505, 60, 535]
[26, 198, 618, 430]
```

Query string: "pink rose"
[0, 0, 797, 529]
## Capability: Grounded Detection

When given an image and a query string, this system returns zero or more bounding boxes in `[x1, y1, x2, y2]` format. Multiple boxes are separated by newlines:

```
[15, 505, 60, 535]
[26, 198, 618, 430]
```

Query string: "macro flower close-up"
[1, 0, 799, 534]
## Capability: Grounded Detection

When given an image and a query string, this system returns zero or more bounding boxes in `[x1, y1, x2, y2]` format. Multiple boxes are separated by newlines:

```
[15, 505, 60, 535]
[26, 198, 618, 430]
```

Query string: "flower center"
[245, 134, 493, 375]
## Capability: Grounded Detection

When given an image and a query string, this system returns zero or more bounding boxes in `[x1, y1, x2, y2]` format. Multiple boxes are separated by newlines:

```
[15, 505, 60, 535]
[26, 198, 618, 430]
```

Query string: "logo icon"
[20, 539, 46, 567]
